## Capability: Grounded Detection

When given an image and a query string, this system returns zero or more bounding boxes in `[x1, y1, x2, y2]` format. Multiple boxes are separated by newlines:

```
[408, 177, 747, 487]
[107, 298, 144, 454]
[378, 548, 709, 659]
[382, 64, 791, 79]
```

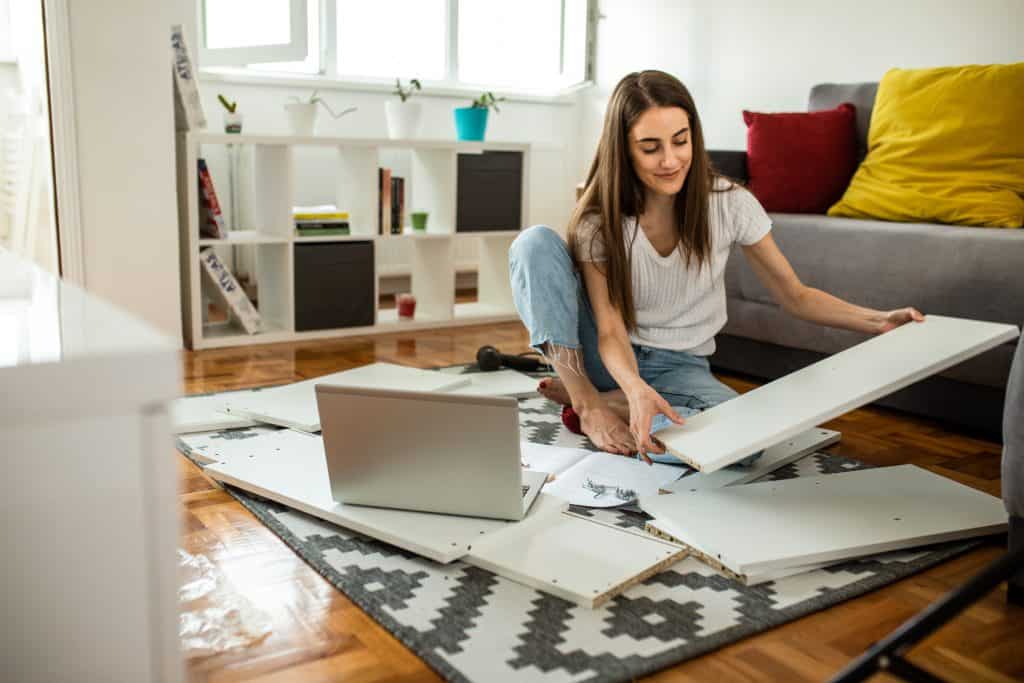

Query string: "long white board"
[655, 316, 1018, 472]
[639, 465, 1007, 577]
[221, 362, 471, 432]
[667, 427, 840, 491]
[465, 511, 685, 608]
[202, 429, 566, 563]
[171, 393, 261, 434]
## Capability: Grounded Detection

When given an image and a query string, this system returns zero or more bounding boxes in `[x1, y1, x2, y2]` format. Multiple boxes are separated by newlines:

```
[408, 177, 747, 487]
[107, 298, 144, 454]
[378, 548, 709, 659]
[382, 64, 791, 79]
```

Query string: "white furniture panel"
[222, 362, 470, 432]
[202, 428, 567, 563]
[465, 512, 685, 608]
[640, 465, 1007, 578]
[171, 393, 260, 434]
[443, 368, 540, 399]
[667, 427, 841, 491]
[656, 316, 1019, 472]
[1, 250, 182, 682]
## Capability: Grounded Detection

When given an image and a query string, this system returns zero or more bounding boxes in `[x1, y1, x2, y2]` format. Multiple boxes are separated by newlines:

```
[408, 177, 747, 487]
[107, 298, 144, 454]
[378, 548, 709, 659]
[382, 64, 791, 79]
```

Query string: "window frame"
[198, 0, 309, 68]
[198, 0, 596, 100]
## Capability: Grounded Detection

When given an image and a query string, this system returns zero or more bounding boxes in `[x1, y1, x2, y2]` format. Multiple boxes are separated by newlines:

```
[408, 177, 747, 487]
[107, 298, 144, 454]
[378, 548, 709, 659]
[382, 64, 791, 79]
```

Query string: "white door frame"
[42, 0, 85, 285]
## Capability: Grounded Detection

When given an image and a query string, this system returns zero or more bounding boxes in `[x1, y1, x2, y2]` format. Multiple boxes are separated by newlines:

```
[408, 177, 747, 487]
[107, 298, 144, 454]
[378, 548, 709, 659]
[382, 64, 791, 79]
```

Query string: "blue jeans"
[509, 225, 758, 467]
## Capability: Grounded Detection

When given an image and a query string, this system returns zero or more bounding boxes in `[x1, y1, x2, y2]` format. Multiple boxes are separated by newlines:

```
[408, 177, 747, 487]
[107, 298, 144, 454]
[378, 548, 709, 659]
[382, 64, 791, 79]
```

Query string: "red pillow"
[742, 103, 858, 213]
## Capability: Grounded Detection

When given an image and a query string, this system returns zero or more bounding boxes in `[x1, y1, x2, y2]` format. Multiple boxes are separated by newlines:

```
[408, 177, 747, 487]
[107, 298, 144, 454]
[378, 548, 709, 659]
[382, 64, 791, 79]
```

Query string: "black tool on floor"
[476, 345, 548, 372]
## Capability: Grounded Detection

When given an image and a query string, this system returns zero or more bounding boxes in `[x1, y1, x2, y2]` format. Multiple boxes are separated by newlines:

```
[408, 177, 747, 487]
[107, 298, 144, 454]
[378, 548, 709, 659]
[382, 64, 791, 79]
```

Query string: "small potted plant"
[218, 94, 242, 134]
[385, 78, 422, 139]
[284, 90, 357, 136]
[454, 91, 506, 141]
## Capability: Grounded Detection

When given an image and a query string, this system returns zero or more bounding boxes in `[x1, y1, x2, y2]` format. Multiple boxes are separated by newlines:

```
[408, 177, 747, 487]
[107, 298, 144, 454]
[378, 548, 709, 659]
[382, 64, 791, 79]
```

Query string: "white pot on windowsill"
[285, 102, 318, 136]
[385, 100, 422, 139]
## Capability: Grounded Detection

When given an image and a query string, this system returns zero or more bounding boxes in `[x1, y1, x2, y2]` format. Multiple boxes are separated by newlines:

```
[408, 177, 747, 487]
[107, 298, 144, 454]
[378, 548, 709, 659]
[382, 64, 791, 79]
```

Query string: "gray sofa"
[709, 82, 1024, 437]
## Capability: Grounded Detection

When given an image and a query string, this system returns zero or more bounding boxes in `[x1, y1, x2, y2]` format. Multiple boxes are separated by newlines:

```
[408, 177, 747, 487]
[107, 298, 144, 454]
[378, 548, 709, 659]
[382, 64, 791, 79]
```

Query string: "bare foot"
[579, 405, 636, 455]
[537, 377, 572, 405]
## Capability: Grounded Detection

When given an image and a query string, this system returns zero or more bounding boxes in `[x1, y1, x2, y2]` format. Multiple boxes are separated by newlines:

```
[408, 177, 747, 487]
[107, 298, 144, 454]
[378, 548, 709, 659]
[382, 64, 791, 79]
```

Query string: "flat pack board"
[666, 427, 841, 491]
[171, 393, 261, 434]
[202, 428, 567, 563]
[465, 511, 685, 608]
[222, 362, 471, 432]
[178, 425, 281, 465]
[655, 316, 1019, 472]
[443, 369, 541, 399]
[639, 465, 1007, 577]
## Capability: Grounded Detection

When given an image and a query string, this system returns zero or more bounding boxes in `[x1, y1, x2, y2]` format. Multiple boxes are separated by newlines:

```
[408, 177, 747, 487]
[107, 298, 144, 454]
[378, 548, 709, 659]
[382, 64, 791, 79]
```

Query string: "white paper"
[521, 442, 685, 508]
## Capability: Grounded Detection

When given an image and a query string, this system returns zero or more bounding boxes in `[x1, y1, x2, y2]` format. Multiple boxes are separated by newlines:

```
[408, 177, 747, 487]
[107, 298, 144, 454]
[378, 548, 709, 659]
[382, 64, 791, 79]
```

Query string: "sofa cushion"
[742, 104, 858, 214]
[808, 82, 878, 161]
[828, 64, 1024, 228]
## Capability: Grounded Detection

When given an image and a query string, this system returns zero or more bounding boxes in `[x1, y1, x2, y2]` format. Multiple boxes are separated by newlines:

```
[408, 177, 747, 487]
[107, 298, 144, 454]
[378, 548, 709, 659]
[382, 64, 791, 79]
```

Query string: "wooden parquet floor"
[179, 321, 1024, 683]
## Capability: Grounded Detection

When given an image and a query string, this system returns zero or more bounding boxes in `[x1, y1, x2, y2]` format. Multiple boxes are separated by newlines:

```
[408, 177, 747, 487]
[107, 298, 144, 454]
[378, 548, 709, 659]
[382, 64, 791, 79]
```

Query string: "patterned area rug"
[176, 366, 975, 683]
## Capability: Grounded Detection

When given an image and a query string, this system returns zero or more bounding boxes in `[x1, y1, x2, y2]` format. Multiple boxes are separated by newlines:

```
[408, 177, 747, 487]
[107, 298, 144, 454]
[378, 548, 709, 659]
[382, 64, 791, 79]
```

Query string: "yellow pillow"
[828, 63, 1024, 228]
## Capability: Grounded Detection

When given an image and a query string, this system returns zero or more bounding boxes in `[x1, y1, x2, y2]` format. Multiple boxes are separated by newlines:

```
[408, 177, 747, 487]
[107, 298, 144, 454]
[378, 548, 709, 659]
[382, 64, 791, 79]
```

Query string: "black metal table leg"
[829, 542, 1024, 683]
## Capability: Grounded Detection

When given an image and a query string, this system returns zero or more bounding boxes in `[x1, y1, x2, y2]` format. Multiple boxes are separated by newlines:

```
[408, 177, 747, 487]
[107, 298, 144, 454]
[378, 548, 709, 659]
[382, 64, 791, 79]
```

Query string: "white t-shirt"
[573, 179, 772, 355]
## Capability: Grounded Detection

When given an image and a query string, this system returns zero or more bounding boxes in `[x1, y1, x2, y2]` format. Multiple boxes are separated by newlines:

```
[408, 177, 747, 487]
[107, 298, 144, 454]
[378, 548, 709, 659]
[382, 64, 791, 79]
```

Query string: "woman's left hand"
[877, 307, 925, 334]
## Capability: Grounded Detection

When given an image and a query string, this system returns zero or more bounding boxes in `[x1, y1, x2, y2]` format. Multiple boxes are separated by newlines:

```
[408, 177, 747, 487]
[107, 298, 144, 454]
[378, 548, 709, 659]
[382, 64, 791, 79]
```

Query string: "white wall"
[68, 0, 183, 340]
[581, 0, 1024, 177]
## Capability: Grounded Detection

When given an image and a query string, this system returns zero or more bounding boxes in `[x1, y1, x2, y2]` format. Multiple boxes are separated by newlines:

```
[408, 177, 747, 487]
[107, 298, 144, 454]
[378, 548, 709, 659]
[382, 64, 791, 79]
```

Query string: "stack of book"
[293, 205, 350, 237]
[378, 168, 406, 235]
[198, 158, 226, 239]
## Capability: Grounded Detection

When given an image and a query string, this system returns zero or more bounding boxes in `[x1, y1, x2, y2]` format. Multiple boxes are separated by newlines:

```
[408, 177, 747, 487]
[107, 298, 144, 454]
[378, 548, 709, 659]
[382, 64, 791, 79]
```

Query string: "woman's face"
[627, 106, 692, 198]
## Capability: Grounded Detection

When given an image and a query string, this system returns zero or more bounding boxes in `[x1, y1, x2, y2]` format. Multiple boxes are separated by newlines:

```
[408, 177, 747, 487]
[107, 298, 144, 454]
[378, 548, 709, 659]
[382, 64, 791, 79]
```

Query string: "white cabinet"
[177, 132, 529, 349]
[0, 249, 182, 682]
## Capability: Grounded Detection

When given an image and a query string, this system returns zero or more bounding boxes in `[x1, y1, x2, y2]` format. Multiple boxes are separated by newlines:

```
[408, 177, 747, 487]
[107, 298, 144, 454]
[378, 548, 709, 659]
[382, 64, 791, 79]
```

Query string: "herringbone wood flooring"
[180, 321, 1024, 683]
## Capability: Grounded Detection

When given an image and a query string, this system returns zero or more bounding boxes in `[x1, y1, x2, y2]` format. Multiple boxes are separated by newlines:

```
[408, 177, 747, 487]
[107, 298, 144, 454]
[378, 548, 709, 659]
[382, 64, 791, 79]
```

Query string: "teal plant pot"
[454, 107, 488, 141]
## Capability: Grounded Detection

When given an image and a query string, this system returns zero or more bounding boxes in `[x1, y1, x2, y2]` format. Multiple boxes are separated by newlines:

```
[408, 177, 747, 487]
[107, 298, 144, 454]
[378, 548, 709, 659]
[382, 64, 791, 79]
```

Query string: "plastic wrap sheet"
[178, 549, 272, 658]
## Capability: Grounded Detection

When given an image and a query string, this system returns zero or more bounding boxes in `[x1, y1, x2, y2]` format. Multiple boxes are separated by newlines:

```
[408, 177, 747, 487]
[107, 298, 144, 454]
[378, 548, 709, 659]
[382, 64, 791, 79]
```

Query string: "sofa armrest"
[709, 150, 748, 184]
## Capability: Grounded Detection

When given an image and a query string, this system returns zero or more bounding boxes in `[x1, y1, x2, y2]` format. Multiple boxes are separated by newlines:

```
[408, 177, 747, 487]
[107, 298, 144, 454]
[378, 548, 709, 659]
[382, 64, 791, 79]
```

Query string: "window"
[198, 0, 593, 94]
[199, 0, 308, 67]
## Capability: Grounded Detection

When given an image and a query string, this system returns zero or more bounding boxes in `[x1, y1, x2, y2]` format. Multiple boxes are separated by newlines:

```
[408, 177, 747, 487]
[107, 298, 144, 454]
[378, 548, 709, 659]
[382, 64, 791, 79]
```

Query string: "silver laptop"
[316, 384, 546, 520]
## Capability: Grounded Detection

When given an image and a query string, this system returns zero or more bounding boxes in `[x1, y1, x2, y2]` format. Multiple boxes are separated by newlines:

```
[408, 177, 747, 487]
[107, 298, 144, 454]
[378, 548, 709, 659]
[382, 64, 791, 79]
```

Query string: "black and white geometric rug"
[176, 366, 976, 683]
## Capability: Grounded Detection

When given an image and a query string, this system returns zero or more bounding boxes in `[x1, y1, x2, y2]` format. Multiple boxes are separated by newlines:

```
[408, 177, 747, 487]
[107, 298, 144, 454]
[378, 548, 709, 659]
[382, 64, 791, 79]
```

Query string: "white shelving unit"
[177, 132, 530, 349]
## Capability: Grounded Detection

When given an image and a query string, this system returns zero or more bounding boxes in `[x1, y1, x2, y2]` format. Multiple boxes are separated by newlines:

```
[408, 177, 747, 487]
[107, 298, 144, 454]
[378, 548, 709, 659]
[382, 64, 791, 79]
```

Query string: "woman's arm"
[741, 233, 924, 334]
[580, 261, 683, 456]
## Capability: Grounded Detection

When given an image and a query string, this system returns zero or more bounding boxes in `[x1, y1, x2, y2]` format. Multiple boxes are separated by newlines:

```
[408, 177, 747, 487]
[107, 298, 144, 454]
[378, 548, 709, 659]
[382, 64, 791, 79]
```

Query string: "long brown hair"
[568, 70, 729, 332]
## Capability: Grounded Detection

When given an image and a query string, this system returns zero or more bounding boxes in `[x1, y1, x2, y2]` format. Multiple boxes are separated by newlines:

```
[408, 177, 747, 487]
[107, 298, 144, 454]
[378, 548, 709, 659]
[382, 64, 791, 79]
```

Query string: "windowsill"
[198, 68, 592, 106]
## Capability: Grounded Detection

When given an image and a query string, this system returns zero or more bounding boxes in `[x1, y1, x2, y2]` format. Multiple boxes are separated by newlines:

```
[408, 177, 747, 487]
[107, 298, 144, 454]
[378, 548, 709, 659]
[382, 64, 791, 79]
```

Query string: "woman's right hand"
[625, 382, 685, 462]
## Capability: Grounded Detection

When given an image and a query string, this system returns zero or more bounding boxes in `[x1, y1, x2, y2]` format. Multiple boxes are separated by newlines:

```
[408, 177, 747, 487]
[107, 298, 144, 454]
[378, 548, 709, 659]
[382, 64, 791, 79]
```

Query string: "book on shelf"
[378, 168, 392, 235]
[197, 158, 226, 239]
[390, 176, 405, 235]
[199, 248, 261, 334]
[296, 220, 350, 230]
[296, 227, 351, 237]
[293, 205, 349, 222]
[171, 24, 206, 132]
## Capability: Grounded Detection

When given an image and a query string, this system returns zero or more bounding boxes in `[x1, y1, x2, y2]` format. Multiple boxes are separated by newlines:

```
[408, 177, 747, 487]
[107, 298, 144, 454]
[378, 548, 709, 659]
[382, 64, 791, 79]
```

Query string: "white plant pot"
[285, 102, 318, 136]
[385, 100, 422, 139]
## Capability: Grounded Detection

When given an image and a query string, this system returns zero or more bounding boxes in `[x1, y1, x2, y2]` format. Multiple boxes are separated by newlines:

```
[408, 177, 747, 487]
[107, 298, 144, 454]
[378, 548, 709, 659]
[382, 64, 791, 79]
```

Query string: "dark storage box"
[456, 151, 523, 232]
[294, 241, 375, 331]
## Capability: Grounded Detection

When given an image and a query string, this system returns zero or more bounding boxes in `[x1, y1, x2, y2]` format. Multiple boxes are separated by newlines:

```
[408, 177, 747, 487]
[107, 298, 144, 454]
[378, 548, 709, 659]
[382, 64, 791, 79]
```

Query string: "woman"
[509, 70, 923, 464]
